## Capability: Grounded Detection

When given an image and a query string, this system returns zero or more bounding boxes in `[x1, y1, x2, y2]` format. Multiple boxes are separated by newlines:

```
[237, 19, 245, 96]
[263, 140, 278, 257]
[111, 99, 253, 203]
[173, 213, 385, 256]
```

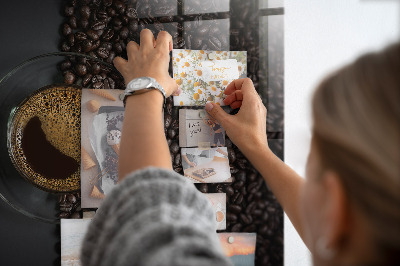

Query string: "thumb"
[205, 102, 230, 128]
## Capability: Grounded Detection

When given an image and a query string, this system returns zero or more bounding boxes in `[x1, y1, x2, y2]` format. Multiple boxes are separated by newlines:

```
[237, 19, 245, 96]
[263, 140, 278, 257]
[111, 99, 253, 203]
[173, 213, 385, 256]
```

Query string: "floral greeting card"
[173, 49, 247, 106]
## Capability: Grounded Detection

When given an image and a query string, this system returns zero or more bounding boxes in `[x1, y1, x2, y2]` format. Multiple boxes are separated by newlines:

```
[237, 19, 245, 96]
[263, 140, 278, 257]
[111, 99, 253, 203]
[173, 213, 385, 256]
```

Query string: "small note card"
[173, 49, 247, 106]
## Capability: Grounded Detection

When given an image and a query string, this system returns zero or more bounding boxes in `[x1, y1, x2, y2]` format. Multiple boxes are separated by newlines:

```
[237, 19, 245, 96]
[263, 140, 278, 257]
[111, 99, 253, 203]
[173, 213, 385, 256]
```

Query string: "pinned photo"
[204, 193, 226, 230]
[61, 218, 92, 266]
[172, 49, 247, 106]
[218, 233, 257, 266]
[181, 147, 231, 183]
[80, 89, 125, 208]
[179, 109, 225, 148]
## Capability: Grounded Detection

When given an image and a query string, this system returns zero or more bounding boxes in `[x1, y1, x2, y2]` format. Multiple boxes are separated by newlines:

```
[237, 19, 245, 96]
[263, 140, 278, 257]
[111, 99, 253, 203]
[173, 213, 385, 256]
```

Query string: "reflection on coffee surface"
[8, 85, 81, 192]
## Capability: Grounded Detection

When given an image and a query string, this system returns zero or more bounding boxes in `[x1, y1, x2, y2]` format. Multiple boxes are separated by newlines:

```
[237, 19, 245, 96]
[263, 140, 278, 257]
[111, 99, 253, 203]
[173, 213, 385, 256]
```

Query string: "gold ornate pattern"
[8, 85, 81, 192]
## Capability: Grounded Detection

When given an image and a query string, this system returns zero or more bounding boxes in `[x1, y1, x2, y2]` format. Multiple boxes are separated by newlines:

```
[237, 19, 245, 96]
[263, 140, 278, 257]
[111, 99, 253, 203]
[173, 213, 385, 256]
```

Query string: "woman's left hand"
[113, 29, 179, 97]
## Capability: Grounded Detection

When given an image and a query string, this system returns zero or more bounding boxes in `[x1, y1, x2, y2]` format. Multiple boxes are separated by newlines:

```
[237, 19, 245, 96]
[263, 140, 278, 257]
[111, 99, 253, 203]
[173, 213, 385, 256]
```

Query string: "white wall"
[284, 1, 399, 265]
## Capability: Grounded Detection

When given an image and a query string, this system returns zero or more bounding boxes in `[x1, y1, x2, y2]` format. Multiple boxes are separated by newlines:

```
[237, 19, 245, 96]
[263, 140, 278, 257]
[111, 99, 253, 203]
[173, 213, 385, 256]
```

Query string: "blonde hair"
[312, 43, 400, 264]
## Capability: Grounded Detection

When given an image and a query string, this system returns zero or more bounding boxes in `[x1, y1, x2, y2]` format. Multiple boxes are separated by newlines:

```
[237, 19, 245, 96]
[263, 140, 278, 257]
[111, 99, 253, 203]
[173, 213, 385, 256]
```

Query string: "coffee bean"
[75, 32, 87, 41]
[120, 26, 129, 39]
[64, 71, 75, 84]
[113, 0, 126, 14]
[234, 193, 244, 205]
[243, 224, 256, 232]
[231, 223, 242, 232]
[82, 74, 93, 87]
[173, 37, 185, 49]
[90, 62, 101, 74]
[107, 77, 116, 89]
[86, 29, 99, 40]
[60, 60, 71, 71]
[97, 47, 109, 58]
[128, 20, 138, 32]
[164, 114, 172, 128]
[92, 21, 106, 31]
[174, 153, 181, 166]
[96, 10, 108, 21]
[233, 180, 244, 190]
[75, 64, 87, 76]
[246, 201, 257, 214]
[230, 166, 239, 174]
[103, 0, 112, 7]
[228, 204, 242, 214]
[68, 16, 77, 29]
[93, 81, 104, 90]
[226, 213, 237, 222]
[240, 213, 253, 225]
[79, 18, 89, 29]
[102, 28, 114, 41]
[173, 166, 182, 173]
[235, 170, 246, 182]
[81, 39, 92, 52]
[80, 6, 91, 19]
[170, 142, 179, 155]
[67, 194, 77, 204]
[59, 212, 70, 218]
[64, 5, 74, 17]
[198, 183, 208, 193]
[125, 6, 137, 19]
[225, 186, 234, 196]
[252, 209, 263, 217]
[70, 212, 81, 219]
[228, 148, 236, 163]
[58, 194, 67, 204]
[67, 33, 75, 46]
[62, 23, 72, 36]
[60, 202, 73, 212]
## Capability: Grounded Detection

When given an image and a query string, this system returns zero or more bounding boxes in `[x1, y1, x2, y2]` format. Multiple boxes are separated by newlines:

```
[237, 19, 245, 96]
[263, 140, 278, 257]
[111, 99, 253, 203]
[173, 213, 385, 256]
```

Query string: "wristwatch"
[120, 77, 166, 107]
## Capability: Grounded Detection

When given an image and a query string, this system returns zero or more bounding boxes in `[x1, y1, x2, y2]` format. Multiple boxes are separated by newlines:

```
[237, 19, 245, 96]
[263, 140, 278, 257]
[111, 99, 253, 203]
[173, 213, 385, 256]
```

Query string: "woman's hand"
[113, 29, 179, 97]
[188, 161, 197, 168]
[205, 78, 268, 155]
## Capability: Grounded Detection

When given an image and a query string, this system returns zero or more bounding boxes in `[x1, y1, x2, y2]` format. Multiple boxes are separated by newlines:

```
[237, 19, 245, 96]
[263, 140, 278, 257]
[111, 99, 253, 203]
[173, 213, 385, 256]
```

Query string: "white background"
[284, 0, 399, 265]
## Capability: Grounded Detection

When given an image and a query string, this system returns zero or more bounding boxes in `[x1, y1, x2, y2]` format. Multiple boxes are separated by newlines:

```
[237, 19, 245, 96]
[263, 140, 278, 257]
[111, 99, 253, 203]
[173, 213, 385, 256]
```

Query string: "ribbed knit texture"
[81, 167, 232, 266]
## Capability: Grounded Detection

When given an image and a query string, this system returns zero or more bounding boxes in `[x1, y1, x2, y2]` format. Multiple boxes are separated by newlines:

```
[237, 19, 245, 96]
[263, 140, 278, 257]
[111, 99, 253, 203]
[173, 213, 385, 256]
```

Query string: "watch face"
[131, 77, 151, 89]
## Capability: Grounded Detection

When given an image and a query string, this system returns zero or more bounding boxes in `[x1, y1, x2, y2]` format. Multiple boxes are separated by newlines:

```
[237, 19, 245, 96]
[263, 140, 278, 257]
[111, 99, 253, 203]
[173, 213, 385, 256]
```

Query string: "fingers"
[224, 78, 256, 96]
[223, 90, 243, 108]
[139, 29, 155, 52]
[156, 31, 173, 53]
[172, 86, 182, 96]
[205, 102, 230, 129]
[126, 41, 139, 59]
[113, 56, 127, 73]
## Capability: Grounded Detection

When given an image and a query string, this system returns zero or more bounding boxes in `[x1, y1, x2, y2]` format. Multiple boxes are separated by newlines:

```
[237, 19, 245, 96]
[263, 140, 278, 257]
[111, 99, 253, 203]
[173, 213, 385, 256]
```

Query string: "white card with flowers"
[173, 49, 247, 106]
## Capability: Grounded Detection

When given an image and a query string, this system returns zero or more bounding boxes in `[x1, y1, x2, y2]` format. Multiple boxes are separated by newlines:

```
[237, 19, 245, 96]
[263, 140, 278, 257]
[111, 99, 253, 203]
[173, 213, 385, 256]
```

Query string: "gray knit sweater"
[81, 167, 232, 266]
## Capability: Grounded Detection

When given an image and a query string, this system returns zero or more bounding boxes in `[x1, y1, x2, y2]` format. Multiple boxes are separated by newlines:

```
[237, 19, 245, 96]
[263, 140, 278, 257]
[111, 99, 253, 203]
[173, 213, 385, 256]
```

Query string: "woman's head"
[302, 43, 400, 265]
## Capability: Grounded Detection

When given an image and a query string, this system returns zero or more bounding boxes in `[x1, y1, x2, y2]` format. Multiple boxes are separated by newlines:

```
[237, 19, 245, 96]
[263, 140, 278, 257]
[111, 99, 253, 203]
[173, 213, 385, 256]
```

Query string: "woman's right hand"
[205, 78, 269, 155]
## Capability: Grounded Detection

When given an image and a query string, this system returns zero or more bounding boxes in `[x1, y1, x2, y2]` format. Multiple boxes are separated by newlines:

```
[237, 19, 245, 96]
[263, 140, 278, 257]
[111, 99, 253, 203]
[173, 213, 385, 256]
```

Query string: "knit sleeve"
[80, 167, 232, 266]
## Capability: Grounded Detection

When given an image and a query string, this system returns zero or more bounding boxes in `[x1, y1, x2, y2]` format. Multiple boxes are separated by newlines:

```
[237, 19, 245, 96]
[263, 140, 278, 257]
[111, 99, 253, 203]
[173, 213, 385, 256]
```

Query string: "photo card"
[81, 89, 125, 208]
[204, 193, 226, 230]
[179, 109, 225, 148]
[218, 233, 257, 266]
[61, 218, 92, 266]
[173, 49, 247, 106]
[181, 147, 231, 183]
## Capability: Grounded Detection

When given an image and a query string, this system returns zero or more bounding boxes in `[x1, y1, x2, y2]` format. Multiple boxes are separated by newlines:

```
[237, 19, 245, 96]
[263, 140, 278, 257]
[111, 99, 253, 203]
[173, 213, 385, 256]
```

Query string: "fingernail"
[205, 102, 214, 112]
[177, 86, 182, 94]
